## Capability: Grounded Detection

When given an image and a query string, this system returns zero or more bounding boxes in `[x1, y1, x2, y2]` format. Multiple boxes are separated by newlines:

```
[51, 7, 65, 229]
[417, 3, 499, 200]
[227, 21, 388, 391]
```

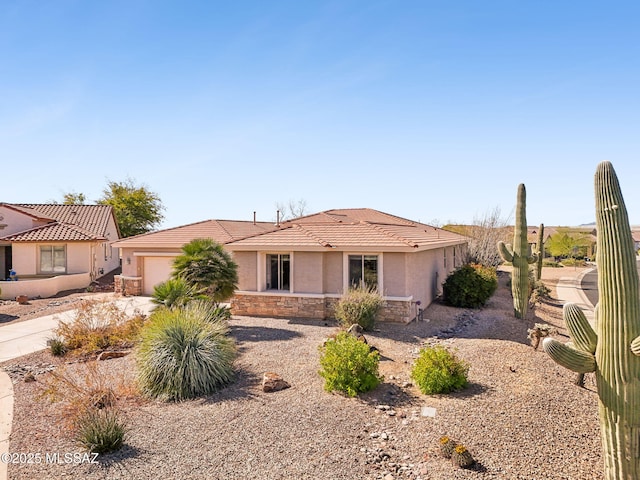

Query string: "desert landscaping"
[1, 266, 604, 479]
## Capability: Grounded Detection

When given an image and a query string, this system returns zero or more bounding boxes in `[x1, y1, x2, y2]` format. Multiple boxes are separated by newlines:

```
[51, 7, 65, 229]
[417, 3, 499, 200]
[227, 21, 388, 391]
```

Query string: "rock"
[16, 295, 29, 305]
[23, 372, 35, 382]
[97, 351, 129, 361]
[262, 372, 290, 393]
[421, 406, 437, 417]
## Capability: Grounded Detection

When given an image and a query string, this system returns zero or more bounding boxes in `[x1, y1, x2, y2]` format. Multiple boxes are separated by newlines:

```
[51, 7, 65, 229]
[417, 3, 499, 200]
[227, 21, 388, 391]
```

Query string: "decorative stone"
[97, 351, 129, 361]
[421, 406, 437, 417]
[262, 372, 290, 393]
[16, 295, 28, 304]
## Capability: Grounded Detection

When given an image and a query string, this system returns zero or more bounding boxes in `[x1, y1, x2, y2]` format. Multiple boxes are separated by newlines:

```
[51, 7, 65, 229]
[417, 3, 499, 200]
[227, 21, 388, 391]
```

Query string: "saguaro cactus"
[536, 223, 545, 281]
[497, 184, 537, 319]
[544, 161, 640, 479]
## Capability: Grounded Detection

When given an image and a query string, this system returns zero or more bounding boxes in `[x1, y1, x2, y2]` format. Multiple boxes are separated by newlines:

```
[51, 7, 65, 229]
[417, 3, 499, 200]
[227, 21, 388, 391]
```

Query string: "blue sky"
[2, 1, 639, 229]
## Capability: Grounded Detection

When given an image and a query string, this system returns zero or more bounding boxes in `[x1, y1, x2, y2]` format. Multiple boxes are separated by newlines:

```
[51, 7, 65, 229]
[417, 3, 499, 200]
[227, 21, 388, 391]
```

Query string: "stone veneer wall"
[231, 294, 414, 323]
[114, 275, 142, 296]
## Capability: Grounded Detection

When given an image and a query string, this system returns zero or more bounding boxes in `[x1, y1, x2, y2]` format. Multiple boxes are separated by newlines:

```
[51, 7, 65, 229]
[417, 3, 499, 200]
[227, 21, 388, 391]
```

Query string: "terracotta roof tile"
[11, 204, 115, 237]
[2, 222, 103, 242]
[112, 219, 278, 248]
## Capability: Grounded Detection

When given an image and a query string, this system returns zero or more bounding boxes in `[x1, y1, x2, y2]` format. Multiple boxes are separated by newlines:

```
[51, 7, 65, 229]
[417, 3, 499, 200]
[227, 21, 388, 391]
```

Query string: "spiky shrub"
[48, 337, 67, 356]
[451, 444, 475, 469]
[136, 301, 235, 401]
[543, 161, 640, 479]
[439, 436, 457, 458]
[334, 285, 384, 331]
[497, 184, 537, 319]
[75, 407, 127, 454]
[318, 331, 382, 397]
[411, 346, 469, 394]
[151, 277, 206, 308]
[442, 264, 497, 308]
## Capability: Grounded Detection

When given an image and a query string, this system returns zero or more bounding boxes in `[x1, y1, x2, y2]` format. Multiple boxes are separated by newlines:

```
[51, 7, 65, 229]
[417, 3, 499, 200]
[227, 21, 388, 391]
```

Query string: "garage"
[142, 255, 176, 295]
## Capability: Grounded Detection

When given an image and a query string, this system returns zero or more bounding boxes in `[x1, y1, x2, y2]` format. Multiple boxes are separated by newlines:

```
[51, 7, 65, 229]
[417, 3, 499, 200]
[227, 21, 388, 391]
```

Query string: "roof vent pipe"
[276, 210, 281, 227]
[253, 211, 256, 225]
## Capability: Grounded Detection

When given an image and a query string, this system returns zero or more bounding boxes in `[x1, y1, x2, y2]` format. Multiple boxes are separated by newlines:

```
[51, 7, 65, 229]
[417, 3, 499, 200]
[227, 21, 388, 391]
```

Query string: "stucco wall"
[67, 243, 92, 274]
[235, 251, 257, 291]
[0, 273, 91, 300]
[293, 251, 323, 293]
[406, 249, 441, 306]
[120, 248, 141, 277]
[0, 206, 41, 236]
[382, 252, 406, 297]
[323, 251, 343, 294]
[11, 244, 36, 275]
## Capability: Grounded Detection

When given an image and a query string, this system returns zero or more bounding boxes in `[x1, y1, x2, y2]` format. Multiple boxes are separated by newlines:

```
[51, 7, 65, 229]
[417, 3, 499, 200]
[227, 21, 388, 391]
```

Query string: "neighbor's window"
[348, 255, 378, 289]
[40, 245, 66, 273]
[267, 254, 290, 291]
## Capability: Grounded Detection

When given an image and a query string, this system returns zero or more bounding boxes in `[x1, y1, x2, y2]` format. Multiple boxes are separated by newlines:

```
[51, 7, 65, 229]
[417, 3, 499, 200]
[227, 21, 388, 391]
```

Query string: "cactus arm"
[563, 303, 597, 354]
[497, 241, 513, 262]
[527, 253, 537, 265]
[543, 338, 597, 373]
[631, 336, 640, 356]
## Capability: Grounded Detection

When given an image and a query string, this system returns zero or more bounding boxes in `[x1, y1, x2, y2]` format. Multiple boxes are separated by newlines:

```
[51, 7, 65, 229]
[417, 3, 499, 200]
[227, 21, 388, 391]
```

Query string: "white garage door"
[143, 256, 176, 295]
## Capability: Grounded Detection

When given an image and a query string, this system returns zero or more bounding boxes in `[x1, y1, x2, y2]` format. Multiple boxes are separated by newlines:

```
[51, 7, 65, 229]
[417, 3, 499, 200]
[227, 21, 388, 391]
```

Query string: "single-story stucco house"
[113, 208, 468, 323]
[0, 203, 121, 299]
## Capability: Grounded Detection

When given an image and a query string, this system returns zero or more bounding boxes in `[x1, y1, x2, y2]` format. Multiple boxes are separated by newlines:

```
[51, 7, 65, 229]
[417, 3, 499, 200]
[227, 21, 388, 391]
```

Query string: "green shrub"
[318, 331, 382, 397]
[411, 345, 469, 394]
[334, 286, 384, 331]
[48, 337, 67, 356]
[136, 301, 236, 401]
[151, 277, 206, 308]
[542, 259, 561, 268]
[442, 264, 497, 308]
[560, 258, 587, 267]
[75, 407, 127, 454]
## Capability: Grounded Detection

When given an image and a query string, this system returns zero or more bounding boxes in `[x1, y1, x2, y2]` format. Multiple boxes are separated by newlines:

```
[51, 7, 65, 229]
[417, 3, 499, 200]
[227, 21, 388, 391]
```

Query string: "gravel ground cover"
[2, 267, 603, 479]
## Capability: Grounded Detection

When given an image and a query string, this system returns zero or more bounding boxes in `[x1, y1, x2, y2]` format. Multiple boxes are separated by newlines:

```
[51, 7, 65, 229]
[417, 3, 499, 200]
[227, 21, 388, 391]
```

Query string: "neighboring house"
[114, 208, 468, 323]
[528, 226, 597, 259]
[0, 204, 121, 299]
[632, 229, 640, 251]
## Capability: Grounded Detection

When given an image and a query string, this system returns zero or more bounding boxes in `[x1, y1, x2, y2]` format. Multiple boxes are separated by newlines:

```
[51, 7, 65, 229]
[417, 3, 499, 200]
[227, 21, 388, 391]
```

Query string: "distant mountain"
[579, 222, 596, 226]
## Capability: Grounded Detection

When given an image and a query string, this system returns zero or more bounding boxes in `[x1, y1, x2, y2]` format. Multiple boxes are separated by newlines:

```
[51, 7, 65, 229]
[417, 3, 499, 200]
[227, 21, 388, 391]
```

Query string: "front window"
[40, 245, 66, 273]
[266, 254, 290, 291]
[348, 255, 378, 289]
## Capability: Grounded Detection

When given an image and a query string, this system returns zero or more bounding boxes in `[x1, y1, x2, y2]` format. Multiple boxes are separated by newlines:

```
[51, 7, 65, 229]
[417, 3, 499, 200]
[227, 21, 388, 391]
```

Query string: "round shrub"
[136, 301, 236, 401]
[334, 286, 384, 331]
[442, 264, 497, 308]
[411, 345, 469, 394]
[318, 331, 382, 397]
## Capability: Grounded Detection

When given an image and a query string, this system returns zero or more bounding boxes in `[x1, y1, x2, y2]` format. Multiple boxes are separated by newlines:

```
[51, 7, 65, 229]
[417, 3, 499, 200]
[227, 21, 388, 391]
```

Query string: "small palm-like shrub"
[411, 345, 469, 394]
[151, 278, 205, 308]
[136, 301, 236, 401]
[318, 331, 382, 397]
[48, 337, 67, 356]
[334, 286, 384, 331]
[442, 264, 497, 308]
[75, 408, 127, 454]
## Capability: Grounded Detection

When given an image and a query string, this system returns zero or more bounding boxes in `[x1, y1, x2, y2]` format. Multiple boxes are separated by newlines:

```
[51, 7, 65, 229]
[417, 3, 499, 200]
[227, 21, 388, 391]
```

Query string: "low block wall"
[0, 273, 91, 300]
[114, 276, 143, 296]
[231, 293, 414, 323]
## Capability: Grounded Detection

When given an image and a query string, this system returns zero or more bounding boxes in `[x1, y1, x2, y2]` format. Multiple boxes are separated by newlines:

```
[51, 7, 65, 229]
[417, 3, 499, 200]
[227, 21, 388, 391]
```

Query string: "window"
[266, 254, 290, 291]
[40, 245, 66, 273]
[348, 255, 378, 289]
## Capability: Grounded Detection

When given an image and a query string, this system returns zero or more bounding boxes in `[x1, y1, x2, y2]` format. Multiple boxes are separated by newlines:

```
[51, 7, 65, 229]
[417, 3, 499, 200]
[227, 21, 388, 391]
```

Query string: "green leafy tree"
[172, 238, 238, 304]
[546, 231, 591, 259]
[98, 178, 164, 237]
[62, 192, 86, 204]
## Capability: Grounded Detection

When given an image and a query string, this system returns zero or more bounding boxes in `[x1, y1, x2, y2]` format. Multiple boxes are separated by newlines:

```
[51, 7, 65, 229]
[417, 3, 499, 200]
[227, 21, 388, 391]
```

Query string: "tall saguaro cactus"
[497, 184, 537, 319]
[536, 223, 545, 281]
[544, 161, 640, 479]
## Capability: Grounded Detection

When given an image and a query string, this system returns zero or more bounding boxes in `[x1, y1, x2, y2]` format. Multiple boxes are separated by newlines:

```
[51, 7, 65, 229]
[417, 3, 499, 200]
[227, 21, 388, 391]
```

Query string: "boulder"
[262, 372, 290, 393]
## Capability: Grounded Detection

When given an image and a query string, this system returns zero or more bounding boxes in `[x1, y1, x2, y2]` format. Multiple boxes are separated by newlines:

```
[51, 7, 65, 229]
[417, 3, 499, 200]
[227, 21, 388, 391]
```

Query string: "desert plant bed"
[2, 269, 602, 479]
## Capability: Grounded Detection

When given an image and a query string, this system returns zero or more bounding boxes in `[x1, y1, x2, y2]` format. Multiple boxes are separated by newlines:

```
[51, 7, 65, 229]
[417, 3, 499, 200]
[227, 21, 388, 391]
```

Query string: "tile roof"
[13, 204, 115, 238]
[229, 208, 467, 251]
[0, 204, 117, 243]
[112, 219, 278, 248]
[1, 223, 104, 242]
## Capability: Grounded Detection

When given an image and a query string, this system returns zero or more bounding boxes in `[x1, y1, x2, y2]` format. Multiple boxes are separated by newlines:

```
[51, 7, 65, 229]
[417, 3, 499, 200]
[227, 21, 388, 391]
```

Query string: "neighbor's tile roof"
[112, 219, 279, 248]
[1, 223, 105, 242]
[14, 204, 115, 238]
[228, 208, 467, 251]
[0, 203, 117, 243]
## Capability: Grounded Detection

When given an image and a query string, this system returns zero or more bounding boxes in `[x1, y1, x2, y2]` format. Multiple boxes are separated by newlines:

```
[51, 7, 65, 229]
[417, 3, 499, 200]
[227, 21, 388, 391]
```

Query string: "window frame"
[344, 253, 381, 291]
[265, 253, 291, 292]
[39, 244, 67, 274]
